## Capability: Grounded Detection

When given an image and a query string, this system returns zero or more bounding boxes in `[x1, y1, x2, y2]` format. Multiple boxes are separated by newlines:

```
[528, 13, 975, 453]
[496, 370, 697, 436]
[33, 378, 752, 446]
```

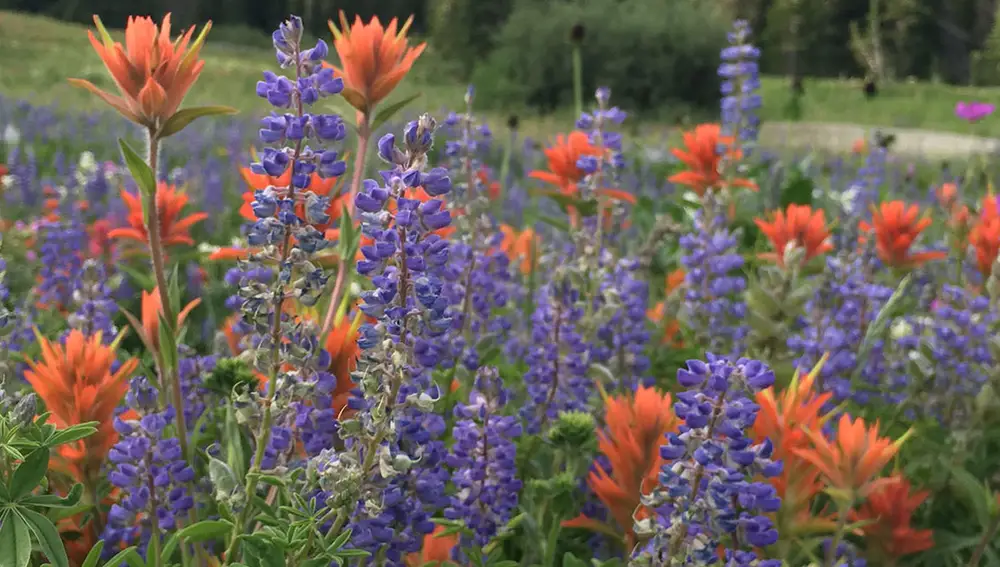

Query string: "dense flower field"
[1, 10, 1000, 567]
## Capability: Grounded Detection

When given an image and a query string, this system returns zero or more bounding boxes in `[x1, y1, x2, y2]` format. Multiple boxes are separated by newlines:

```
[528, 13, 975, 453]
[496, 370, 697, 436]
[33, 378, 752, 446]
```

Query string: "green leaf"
[46, 423, 98, 447]
[241, 534, 285, 567]
[160, 519, 234, 563]
[158, 106, 239, 138]
[118, 139, 156, 198]
[779, 169, 815, 208]
[0, 511, 32, 567]
[10, 447, 50, 499]
[20, 508, 70, 567]
[540, 191, 599, 218]
[118, 264, 157, 292]
[21, 483, 83, 508]
[158, 311, 179, 373]
[538, 215, 570, 233]
[80, 540, 105, 567]
[370, 92, 422, 132]
[101, 546, 145, 567]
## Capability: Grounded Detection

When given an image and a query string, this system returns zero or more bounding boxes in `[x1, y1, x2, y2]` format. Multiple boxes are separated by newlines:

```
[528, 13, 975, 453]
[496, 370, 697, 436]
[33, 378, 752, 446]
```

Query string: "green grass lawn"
[3, 10, 1000, 140]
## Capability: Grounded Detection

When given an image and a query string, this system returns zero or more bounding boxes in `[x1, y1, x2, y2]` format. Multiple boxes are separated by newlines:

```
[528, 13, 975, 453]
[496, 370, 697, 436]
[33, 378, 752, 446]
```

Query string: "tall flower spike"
[719, 20, 762, 157]
[327, 11, 426, 115]
[634, 356, 782, 566]
[444, 367, 522, 558]
[69, 14, 211, 130]
[311, 114, 455, 563]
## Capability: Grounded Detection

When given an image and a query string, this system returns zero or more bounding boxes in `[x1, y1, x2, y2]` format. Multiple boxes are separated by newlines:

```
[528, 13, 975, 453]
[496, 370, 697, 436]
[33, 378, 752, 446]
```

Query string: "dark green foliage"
[428, 0, 515, 80]
[470, 0, 729, 115]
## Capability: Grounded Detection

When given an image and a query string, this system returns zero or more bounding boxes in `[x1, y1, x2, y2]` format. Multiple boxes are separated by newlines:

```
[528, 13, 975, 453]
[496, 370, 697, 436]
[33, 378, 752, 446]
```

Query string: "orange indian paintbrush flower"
[529, 132, 636, 203]
[108, 184, 208, 249]
[750, 358, 838, 534]
[970, 194, 1000, 278]
[755, 204, 833, 267]
[23, 329, 138, 482]
[563, 387, 678, 547]
[68, 14, 211, 130]
[499, 224, 539, 275]
[138, 287, 201, 353]
[850, 474, 934, 561]
[406, 525, 458, 567]
[327, 11, 426, 115]
[326, 311, 363, 417]
[668, 123, 757, 197]
[793, 413, 911, 499]
[646, 269, 687, 347]
[858, 201, 946, 268]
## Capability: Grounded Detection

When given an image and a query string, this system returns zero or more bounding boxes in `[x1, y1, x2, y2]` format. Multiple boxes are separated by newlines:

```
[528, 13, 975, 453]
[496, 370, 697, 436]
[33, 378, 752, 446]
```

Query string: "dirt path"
[759, 122, 1000, 157]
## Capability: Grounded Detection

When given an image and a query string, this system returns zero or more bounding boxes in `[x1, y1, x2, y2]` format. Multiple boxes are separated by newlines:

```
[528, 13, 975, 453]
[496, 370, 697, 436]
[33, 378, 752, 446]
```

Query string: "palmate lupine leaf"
[850, 272, 912, 387]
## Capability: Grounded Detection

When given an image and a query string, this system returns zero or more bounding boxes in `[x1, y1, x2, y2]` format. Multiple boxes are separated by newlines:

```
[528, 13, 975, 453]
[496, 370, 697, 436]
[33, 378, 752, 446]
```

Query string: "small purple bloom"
[955, 101, 995, 123]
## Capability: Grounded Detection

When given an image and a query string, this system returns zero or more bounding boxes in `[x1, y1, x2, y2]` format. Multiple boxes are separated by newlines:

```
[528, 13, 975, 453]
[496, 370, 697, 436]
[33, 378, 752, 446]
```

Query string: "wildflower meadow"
[2, 8, 1000, 567]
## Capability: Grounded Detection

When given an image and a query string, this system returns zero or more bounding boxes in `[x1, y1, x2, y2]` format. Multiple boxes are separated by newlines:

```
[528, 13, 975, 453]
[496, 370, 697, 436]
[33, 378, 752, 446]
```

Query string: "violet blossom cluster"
[66, 258, 117, 340]
[787, 254, 892, 404]
[445, 366, 522, 558]
[521, 277, 592, 433]
[719, 20, 761, 159]
[311, 115, 455, 564]
[36, 219, 86, 310]
[634, 355, 781, 567]
[442, 85, 494, 205]
[679, 203, 748, 357]
[100, 376, 196, 558]
[592, 258, 652, 391]
[227, 15, 347, 473]
[891, 285, 994, 424]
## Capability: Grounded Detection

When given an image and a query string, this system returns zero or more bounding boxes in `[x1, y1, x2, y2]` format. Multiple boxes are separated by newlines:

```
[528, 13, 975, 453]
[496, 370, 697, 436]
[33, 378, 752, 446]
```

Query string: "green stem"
[571, 45, 584, 122]
[824, 503, 852, 567]
[145, 130, 199, 567]
[321, 113, 371, 336]
[968, 512, 1000, 567]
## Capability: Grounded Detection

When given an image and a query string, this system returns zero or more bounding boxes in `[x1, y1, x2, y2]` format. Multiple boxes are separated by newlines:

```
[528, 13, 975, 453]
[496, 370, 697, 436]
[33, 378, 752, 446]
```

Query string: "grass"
[3, 10, 1000, 144]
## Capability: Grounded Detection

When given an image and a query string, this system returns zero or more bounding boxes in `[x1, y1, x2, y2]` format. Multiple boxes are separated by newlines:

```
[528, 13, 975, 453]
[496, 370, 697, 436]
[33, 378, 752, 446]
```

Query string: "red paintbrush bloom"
[23, 330, 138, 482]
[793, 414, 911, 500]
[68, 14, 210, 130]
[851, 475, 934, 560]
[406, 525, 458, 566]
[858, 201, 946, 268]
[137, 287, 201, 354]
[971, 193, 1000, 278]
[499, 224, 539, 275]
[646, 269, 686, 347]
[755, 204, 833, 267]
[668, 123, 757, 197]
[563, 387, 678, 547]
[327, 11, 426, 116]
[108, 183, 208, 249]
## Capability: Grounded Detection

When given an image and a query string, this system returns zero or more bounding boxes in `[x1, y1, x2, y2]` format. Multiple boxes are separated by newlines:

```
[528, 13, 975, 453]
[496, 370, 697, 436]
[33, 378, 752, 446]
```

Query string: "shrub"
[428, 0, 515, 80]
[472, 0, 729, 115]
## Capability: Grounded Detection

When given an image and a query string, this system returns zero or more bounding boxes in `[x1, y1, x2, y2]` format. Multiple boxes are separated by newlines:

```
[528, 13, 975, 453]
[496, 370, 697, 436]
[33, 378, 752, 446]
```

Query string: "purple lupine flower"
[178, 354, 218, 430]
[0, 246, 14, 335]
[100, 376, 195, 558]
[66, 259, 118, 340]
[444, 366, 522, 557]
[36, 219, 86, 311]
[890, 285, 993, 424]
[520, 279, 592, 433]
[592, 258, 652, 391]
[320, 114, 456, 564]
[228, 14, 347, 474]
[955, 101, 995, 123]
[440, 86, 494, 204]
[633, 355, 781, 566]
[679, 204, 748, 357]
[719, 20, 761, 159]
[441, 231, 516, 372]
[787, 254, 892, 404]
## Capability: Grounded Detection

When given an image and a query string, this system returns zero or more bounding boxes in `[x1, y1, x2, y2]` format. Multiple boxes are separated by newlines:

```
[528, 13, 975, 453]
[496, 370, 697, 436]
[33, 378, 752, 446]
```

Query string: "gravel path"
[759, 122, 1000, 157]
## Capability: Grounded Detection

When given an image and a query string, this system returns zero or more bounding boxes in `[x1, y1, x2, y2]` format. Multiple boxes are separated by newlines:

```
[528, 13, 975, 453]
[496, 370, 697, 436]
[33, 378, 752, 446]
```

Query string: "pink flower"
[955, 101, 995, 123]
